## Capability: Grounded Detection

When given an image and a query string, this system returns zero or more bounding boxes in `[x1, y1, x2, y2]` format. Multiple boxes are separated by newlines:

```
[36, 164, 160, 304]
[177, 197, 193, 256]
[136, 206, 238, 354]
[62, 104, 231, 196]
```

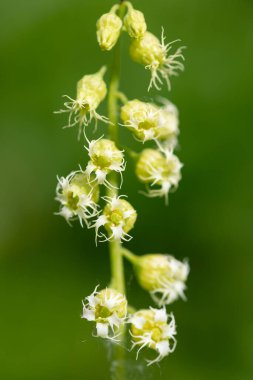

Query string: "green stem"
[116, 91, 128, 105]
[106, 3, 126, 380]
[107, 2, 125, 297]
[121, 247, 138, 264]
[124, 147, 139, 161]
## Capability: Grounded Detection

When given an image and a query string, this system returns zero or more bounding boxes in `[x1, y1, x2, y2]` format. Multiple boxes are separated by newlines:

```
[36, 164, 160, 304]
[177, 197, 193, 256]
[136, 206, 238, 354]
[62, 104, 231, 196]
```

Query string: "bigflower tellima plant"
[55, 1, 189, 378]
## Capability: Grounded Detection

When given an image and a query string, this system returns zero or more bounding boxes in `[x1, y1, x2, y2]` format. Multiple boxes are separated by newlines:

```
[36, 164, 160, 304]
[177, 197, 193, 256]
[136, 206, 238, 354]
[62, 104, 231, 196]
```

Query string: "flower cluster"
[81, 249, 188, 364]
[55, 0, 189, 368]
[55, 135, 137, 242]
[96, 2, 184, 91]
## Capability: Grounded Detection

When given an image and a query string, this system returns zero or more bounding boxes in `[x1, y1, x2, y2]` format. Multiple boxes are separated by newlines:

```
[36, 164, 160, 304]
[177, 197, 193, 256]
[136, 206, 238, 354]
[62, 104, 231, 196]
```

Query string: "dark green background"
[1, 0, 252, 379]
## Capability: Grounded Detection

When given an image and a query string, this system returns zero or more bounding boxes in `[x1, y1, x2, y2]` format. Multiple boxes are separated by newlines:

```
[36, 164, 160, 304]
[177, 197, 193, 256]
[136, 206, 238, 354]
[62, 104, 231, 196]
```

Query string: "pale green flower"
[130, 307, 177, 365]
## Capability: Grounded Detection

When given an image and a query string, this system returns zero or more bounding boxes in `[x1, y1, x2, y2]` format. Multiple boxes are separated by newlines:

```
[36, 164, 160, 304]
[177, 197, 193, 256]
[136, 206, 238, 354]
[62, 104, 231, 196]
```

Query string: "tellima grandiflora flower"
[130, 307, 177, 365]
[85, 137, 125, 188]
[120, 99, 179, 144]
[82, 286, 127, 341]
[129, 29, 185, 91]
[133, 254, 189, 306]
[56, 66, 108, 133]
[121, 99, 178, 143]
[136, 148, 182, 203]
[55, 171, 99, 226]
[91, 196, 137, 243]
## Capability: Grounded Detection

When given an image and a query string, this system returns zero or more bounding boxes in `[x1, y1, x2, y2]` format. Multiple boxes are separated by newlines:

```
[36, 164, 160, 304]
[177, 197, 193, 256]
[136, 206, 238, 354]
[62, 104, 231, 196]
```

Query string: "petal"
[82, 308, 95, 321]
[130, 315, 146, 330]
[153, 307, 167, 323]
[95, 169, 107, 184]
[96, 323, 109, 338]
[111, 225, 124, 240]
[108, 313, 121, 328]
[156, 340, 170, 357]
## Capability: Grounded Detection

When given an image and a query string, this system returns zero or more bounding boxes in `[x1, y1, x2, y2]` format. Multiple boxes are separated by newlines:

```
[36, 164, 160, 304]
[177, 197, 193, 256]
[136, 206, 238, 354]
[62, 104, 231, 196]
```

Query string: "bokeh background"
[1, 0, 253, 379]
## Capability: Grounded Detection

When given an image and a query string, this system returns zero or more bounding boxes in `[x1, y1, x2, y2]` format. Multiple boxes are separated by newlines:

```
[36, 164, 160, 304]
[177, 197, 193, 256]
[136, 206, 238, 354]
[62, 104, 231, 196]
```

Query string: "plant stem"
[116, 91, 128, 105]
[107, 3, 126, 379]
[121, 247, 138, 264]
[107, 4, 125, 297]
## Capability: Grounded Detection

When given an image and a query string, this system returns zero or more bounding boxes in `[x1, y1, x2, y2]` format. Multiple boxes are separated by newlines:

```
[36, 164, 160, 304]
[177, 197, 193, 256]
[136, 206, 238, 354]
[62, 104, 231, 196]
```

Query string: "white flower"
[130, 307, 177, 365]
[90, 196, 137, 244]
[55, 171, 99, 226]
[81, 286, 127, 341]
[85, 137, 125, 188]
[129, 29, 185, 91]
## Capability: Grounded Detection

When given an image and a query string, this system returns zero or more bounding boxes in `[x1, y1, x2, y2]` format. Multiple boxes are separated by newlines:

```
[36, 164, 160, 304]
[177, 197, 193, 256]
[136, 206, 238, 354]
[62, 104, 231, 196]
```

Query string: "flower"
[129, 29, 185, 91]
[55, 171, 99, 226]
[130, 307, 177, 365]
[91, 196, 137, 243]
[124, 5, 147, 39]
[55, 66, 108, 133]
[120, 99, 179, 144]
[82, 286, 127, 341]
[85, 137, 125, 188]
[136, 148, 182, 203]
[121, 99, 160, 142]
[133, 254, 189, 306]
[97, 10, 122, 51]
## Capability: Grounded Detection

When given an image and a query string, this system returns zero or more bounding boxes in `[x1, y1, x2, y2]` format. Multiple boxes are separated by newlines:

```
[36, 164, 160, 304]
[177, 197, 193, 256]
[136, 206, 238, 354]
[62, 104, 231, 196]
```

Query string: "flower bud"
[82, 286, 127, 341]
[55, 171, 99, 226]
[130, 307, 177, 365]
[129, 30, 184, 91]
[136, 149, 182, 202]
[124, 8, 147, 39]
[56, 66, 108, 130]
[133, 254, 189, 306]
[91, 196, 137, 243]
[85, 138, 125, 187]
[97, 12, 122, 51]
[77, 66, 107, 111]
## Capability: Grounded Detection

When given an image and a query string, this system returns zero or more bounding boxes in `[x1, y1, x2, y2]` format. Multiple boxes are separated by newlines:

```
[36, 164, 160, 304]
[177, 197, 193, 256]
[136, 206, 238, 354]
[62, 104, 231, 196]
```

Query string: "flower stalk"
[55, 1, 189, 377]
[107, 2, 126, 294]
[107, 3, 127, 379]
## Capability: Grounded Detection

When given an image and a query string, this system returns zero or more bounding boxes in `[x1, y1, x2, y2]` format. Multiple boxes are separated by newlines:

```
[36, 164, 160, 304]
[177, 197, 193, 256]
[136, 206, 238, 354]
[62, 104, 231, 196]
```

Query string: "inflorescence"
[55, 1, 189, 367]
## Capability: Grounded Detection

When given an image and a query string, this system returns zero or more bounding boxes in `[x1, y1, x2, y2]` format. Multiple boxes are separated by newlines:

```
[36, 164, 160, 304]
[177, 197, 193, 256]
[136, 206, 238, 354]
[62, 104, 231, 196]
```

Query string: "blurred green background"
[1, 0, 253, 379]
